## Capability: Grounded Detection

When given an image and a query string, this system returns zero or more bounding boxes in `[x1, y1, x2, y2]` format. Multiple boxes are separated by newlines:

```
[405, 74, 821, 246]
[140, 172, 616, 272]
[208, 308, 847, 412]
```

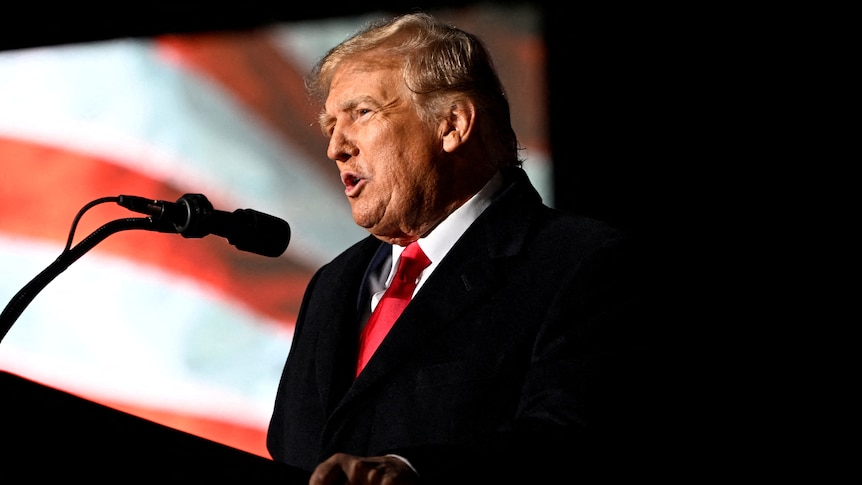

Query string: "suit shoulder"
[535, 207, 628, 251]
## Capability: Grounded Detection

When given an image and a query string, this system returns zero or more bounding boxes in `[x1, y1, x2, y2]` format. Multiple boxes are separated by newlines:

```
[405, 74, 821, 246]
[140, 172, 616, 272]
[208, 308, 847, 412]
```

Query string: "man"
[267, 12, 663, 484]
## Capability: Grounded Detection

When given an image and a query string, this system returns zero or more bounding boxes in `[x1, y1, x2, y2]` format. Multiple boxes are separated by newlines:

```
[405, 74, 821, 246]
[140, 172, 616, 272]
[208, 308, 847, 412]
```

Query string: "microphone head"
[227, 209, 291, 257]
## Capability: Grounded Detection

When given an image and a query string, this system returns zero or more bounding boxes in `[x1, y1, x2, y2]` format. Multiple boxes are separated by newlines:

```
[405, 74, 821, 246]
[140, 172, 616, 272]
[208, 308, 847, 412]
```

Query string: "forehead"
[325, 58, 405, 110]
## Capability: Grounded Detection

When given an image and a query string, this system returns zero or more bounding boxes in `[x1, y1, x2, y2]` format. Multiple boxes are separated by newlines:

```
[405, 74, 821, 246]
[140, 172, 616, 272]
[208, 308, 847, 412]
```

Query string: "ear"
[441, 98, 476, 153]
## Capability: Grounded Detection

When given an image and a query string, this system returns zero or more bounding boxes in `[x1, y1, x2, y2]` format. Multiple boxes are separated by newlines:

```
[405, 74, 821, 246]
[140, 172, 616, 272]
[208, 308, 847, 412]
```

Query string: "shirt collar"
[394, 170, 504, 268]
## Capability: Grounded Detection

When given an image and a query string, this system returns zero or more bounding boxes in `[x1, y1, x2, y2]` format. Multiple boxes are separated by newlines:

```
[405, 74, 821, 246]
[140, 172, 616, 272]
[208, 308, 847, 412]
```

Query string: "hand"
[309, 453, 421, 485]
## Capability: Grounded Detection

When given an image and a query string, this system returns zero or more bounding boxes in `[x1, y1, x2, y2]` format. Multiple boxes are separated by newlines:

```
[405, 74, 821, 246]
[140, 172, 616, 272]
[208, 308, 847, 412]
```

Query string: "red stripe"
[1, 135, 312, 329]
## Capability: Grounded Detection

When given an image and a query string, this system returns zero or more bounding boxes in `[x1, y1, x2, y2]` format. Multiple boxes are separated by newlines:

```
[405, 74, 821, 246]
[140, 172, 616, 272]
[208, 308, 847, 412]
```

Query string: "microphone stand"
[0, 216, 177, 344]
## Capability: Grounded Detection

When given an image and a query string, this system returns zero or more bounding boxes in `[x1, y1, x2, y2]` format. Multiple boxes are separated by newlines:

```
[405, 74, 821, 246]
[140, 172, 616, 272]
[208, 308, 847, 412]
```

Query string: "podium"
[1, 371, 311, 482]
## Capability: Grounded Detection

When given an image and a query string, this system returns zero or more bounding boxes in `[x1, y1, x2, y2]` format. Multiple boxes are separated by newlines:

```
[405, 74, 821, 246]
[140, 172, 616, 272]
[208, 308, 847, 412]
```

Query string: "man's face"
[321, 59, 450, 245]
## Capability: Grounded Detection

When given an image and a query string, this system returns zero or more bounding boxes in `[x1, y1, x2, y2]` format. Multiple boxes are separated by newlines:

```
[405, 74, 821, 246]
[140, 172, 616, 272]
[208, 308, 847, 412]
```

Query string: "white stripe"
[0, 233, 291, 427]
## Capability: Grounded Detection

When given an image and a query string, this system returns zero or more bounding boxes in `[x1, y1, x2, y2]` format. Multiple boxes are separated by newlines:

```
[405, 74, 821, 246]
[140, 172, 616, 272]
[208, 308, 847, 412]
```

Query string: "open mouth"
[341, 171, 364, 195]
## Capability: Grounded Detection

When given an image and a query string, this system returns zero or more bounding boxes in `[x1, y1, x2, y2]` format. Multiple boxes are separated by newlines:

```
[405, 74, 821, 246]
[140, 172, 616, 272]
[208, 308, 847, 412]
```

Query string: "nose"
[327, 127, 356, 163]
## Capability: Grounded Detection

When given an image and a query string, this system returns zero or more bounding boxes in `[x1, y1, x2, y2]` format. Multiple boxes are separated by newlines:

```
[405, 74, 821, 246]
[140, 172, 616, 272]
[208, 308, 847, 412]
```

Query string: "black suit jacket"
[267, 167, 668, 482]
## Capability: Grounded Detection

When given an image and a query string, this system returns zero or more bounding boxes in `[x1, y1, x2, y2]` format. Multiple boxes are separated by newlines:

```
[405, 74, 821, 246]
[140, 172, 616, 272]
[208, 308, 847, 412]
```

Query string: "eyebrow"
[319, 95, 380, 135]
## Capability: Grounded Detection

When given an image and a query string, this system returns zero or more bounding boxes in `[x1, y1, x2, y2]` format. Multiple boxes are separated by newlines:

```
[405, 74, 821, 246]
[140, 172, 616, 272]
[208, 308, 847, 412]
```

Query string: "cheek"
[395, 163, 442, 211]
[368, 119, 440, 191]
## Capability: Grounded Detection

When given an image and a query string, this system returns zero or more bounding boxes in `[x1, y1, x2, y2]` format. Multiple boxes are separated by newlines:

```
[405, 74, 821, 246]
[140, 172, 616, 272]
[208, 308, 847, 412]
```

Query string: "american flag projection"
[0, 7, 548, 459]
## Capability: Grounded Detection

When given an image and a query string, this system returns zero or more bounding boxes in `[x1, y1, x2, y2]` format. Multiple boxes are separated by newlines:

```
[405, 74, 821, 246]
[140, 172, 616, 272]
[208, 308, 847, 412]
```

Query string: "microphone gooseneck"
[1, 194, 291, 343]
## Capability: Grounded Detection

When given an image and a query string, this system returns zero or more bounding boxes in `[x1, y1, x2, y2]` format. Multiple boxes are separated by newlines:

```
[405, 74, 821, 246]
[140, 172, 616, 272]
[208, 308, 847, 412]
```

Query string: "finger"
[344, 457, 382, 484]
[309, 453, 349, 485]
[349, 456, 416, 485]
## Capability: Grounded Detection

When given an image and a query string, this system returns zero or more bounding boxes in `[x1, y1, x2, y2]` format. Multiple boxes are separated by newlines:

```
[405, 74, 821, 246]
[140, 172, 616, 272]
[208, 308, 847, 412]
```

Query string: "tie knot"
[394, 243, 430, 283]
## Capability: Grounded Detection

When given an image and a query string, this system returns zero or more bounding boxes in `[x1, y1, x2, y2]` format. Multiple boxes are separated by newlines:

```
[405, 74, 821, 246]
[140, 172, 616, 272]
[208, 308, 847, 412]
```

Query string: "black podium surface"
[1, 371, 311, 482]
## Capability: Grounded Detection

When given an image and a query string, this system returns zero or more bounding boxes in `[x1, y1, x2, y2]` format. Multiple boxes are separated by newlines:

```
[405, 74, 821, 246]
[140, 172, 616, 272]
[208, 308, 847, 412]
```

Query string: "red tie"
[356, 242, 430, 376]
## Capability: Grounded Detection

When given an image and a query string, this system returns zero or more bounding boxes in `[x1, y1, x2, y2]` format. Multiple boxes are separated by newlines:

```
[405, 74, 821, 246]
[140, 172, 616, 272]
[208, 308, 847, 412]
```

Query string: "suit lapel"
[312, 236, 386, 414]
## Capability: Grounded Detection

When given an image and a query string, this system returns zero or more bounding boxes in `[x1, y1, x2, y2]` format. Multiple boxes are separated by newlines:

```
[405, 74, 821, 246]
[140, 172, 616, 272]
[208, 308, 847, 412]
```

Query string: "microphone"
[117, 194, 290, 257]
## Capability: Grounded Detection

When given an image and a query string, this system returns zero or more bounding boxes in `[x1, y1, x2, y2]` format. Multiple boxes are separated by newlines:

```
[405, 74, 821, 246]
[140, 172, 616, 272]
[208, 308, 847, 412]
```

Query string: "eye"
[357, 108, 372, 117]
